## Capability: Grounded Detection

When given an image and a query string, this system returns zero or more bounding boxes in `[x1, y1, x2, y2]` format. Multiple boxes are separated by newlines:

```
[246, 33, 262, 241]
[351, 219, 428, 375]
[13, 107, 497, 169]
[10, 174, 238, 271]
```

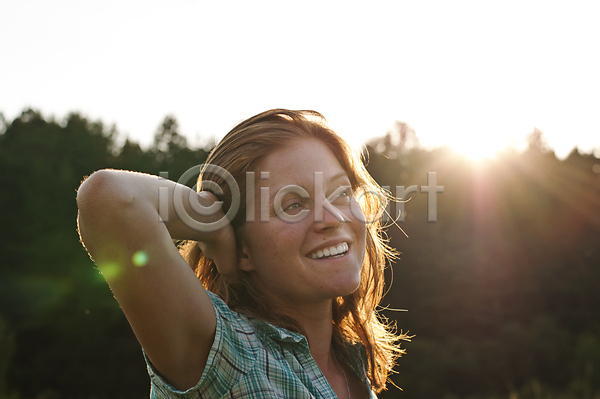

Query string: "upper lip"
[306, 239, 351, 257]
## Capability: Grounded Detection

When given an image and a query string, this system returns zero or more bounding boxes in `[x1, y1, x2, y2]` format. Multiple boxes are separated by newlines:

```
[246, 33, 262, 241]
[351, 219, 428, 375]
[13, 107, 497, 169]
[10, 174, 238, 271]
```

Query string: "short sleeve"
[144, 291, 259, 398]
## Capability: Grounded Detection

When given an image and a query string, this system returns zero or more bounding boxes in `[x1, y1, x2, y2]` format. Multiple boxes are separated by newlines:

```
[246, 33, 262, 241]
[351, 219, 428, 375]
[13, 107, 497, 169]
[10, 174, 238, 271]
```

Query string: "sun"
[449, 137, 504, 162]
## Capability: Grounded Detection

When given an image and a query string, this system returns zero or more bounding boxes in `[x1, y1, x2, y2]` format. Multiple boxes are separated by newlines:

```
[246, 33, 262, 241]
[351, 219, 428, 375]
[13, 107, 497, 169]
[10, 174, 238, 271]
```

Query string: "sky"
[1, 1, 599, 160]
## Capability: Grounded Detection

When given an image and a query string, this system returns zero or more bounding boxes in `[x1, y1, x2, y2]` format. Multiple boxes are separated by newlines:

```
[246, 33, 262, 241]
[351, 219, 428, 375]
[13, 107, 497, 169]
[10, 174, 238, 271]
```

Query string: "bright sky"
[1, 1, 599, 160]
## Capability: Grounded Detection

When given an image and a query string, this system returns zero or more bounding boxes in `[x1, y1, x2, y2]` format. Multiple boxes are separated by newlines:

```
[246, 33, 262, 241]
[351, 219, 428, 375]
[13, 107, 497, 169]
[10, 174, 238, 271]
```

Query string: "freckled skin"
[239, 139, 367, 309]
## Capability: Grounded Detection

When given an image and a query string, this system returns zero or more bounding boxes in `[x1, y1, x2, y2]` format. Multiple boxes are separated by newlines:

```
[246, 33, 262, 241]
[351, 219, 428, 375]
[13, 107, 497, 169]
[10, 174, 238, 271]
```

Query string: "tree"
[526, 127, 549, 153]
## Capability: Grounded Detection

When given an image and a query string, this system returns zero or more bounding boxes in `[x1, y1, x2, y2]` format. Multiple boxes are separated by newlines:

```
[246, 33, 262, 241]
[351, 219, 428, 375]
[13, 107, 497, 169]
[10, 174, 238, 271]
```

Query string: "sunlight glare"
[450, 137, 503, 162]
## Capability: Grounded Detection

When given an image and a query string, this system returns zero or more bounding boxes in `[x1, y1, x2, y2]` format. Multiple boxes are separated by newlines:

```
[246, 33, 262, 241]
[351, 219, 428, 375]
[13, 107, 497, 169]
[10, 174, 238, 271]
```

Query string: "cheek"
[348, 201, 367, 236]
[349, 197, 367, 223]
[355, 226, 367, 264]
[348, 206, 368, 262]
[245, 221, 303, 262]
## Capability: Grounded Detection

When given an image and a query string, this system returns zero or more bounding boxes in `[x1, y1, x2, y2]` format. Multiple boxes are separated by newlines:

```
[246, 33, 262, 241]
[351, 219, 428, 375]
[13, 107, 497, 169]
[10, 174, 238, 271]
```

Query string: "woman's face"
[238, 139, 367, 310]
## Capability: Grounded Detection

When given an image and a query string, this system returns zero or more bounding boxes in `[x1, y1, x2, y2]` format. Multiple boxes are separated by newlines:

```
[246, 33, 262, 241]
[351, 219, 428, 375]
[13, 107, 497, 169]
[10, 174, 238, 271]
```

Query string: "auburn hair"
[180, 109, 407, 393]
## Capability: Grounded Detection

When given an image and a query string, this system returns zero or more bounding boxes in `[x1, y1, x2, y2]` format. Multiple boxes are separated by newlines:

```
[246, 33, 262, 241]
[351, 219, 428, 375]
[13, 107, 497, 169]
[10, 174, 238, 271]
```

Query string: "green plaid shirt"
[145, 290, 376, 398]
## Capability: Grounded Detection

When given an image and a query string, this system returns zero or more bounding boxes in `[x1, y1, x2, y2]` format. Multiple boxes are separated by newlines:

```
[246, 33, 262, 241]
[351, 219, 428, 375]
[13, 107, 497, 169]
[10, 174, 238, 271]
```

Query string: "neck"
[268, 296, 336, 370]
[267, 297, 352, 398]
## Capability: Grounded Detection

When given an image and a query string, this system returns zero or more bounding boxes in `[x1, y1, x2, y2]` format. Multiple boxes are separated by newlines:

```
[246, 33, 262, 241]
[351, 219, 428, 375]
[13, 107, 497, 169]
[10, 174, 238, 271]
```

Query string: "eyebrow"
[267, 171, 351, 203]
[329, 171, 350, 183]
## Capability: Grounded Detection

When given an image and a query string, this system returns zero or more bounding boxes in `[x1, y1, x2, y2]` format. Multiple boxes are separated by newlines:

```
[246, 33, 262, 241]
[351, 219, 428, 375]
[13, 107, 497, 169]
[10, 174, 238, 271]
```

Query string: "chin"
[336, 275, 362, 298]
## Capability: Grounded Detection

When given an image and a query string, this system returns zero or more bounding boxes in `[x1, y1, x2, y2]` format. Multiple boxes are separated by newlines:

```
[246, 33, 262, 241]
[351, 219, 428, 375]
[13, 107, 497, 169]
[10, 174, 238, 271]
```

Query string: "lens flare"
[132, 251, 149, 267]
[99, 262, 121, 280]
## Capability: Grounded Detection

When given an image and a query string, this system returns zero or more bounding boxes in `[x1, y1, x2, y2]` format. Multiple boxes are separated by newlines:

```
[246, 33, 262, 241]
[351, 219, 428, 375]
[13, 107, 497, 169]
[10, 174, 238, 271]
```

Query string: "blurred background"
[1, 1, 599, 398]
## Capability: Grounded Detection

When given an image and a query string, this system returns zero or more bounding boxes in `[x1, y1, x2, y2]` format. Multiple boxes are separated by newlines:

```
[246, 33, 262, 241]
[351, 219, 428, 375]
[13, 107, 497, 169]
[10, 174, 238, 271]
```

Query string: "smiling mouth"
[308, 242, 349, 260]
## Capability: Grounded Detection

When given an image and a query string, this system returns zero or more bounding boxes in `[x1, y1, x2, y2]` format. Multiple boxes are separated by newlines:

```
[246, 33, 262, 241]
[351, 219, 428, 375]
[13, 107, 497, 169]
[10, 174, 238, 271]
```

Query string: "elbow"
[76, 170, 118, 257]
[77, 169, 130, 215]
[76, 170, 136, 256]
[77, 170, 111, 208]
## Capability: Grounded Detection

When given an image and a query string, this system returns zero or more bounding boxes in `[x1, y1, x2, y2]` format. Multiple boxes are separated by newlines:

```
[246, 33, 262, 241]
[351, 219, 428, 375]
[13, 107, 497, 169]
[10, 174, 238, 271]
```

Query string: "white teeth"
[308, 242, 349, 260]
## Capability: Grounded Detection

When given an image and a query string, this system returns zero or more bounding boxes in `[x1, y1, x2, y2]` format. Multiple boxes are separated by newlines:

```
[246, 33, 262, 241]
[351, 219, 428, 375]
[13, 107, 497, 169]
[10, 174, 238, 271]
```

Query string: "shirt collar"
[249, 317, 308, 345]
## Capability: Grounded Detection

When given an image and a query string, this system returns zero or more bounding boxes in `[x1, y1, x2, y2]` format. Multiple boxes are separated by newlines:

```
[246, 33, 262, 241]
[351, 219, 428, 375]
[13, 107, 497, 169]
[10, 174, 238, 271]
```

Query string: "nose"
[312, 195, 347, 232]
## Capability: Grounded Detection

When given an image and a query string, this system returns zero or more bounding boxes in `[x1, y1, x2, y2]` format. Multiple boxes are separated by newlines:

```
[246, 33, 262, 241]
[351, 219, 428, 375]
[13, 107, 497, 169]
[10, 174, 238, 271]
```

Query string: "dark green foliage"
[0, 110, 598, 398]
[0, 110, 209, 398]
[367, 130, 600, 398]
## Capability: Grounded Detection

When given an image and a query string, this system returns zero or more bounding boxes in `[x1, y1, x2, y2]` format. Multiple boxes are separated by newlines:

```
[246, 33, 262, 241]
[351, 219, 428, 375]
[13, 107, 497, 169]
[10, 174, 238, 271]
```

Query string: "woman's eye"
[284, 202, 304, 213]
[333, 188, 352, 204]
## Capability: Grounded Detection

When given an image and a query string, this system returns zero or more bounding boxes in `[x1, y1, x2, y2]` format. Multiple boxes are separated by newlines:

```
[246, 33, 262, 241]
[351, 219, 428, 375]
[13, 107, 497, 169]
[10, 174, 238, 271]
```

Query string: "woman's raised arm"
[76, 169, 235, 390]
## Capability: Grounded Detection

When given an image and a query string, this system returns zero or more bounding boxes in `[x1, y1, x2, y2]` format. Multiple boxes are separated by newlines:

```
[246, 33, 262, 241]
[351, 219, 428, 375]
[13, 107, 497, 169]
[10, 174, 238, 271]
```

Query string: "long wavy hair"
[180, 109, 407, 393]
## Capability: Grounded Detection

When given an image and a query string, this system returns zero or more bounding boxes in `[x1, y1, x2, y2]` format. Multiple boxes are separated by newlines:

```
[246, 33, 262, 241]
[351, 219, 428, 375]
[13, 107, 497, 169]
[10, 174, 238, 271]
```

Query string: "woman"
[77, 109, 407, 398]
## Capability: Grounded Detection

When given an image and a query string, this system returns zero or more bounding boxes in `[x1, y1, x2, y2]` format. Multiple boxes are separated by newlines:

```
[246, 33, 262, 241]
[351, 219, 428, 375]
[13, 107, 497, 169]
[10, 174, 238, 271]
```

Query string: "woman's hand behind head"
[195, 191, 238, 279]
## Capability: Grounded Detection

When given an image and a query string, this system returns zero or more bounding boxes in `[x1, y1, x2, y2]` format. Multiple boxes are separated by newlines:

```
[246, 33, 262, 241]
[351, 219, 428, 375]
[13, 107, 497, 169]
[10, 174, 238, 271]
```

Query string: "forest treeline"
[0, 109, 599, 399]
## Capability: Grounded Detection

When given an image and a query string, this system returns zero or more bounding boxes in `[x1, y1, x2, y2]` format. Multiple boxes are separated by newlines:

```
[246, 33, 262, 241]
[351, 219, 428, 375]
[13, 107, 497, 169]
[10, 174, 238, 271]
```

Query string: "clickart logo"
[159, 164, 240, 233]
[158, 165, 443, 233]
